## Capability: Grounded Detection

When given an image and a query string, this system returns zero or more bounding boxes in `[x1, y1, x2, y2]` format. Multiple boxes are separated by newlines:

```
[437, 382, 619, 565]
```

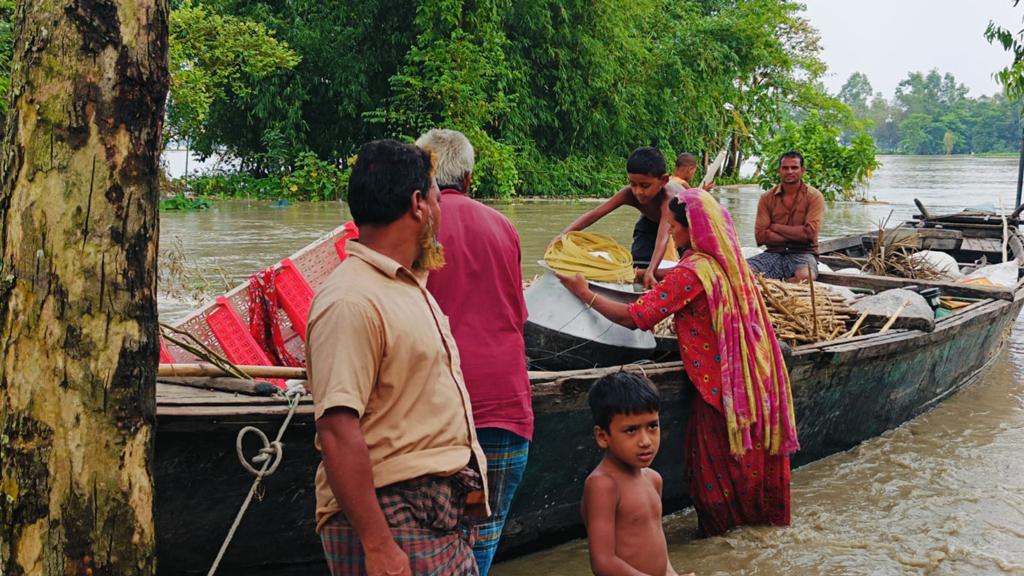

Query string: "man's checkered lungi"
[320, 467, 482, 576]
[747, 251, 818, 280]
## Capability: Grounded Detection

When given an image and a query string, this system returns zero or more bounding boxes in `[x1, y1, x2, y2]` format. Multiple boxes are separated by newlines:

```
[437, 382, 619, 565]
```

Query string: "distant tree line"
[838, 70, 1021, 155]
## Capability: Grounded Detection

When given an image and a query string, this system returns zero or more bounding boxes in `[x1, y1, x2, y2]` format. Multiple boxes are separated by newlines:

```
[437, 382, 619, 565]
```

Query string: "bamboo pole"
[158, 363, 307, 379]
[878, 299, 911, 334]
[807, 263, 819, 341]
[844, 311, 869, 338]
[157, 376, 281, 396]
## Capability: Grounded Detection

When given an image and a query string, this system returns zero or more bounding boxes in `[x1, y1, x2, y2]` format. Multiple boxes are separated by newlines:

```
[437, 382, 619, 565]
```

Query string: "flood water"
[160, 155, 1024, 574]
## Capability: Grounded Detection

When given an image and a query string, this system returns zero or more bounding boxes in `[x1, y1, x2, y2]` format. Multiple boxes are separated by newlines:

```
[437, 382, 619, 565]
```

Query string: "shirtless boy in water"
[583, 373, 692, 576]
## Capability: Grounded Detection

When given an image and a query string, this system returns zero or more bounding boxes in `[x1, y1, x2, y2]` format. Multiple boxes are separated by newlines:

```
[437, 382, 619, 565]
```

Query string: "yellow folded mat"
[544, 231, 634, 284]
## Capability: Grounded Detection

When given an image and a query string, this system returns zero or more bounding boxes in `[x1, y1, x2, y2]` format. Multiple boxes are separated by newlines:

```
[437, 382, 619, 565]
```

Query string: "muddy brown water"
[161, 155, 1024, 574]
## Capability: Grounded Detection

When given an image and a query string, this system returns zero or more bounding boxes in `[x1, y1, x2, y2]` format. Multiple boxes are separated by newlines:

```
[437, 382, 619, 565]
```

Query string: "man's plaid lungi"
[320, 467, 482, 576]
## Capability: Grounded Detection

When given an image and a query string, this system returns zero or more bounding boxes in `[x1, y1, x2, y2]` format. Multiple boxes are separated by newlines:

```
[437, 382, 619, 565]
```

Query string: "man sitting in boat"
[554, 146, 681, 289]
[557, 188, 799, 536]
[306, 139, 489, 576]
[417, 128, 533, 576]
[747, 150, 825, 282]
[671, 152, 715, 192]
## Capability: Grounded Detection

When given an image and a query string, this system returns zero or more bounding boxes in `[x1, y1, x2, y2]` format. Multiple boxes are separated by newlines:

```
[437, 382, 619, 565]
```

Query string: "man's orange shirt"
[754, 183, 825, 254]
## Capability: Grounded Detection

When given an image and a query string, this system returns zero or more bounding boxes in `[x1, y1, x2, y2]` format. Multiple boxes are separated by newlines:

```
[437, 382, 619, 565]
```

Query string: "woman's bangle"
[586, 292, 597, 308]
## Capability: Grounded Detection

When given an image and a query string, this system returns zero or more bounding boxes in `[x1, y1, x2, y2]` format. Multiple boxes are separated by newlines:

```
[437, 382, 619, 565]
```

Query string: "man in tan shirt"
[307, 139, 488, 576]
[747, 151, 825, 282]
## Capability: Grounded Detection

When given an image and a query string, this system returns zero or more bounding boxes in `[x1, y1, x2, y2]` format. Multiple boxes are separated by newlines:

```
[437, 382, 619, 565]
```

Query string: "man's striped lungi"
[320, 468, 482, 576]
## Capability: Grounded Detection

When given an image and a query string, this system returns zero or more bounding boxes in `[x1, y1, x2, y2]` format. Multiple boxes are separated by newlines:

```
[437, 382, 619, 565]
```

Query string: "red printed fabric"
[248, 267, 302, 367]
[685, 396, 790, 535]
[629, 263, 791, 534]
[426, 190, 533, 441]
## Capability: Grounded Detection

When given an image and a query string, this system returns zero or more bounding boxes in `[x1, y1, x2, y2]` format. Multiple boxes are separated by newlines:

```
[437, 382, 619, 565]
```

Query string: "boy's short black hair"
[626, 147, 667, 177]
[778, 150, 804, 168]
[675, 152, 697, 168]
[589, 372, 661, 431]
[668, 197, 688, 227]
[348, 139, 433, 226]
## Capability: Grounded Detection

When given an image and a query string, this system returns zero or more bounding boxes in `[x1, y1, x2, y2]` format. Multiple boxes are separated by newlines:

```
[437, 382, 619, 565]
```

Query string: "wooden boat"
[155, 209, 1024, 575]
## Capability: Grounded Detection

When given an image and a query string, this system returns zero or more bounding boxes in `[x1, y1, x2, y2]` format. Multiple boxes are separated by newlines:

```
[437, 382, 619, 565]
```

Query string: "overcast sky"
[801, 0, 1023, 99]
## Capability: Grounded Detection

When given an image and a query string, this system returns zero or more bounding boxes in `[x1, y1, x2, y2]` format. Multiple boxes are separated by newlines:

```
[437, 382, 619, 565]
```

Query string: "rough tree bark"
[0, 0, 168, 574]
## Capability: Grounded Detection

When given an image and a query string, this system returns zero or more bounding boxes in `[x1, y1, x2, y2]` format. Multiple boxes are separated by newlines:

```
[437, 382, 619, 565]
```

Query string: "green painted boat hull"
[499, 294, 1022, 554]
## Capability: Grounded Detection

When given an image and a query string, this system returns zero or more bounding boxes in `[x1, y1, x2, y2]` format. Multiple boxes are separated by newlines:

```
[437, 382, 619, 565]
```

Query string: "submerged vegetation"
[159, 194, 212, 211]
[158, 236, 233, 305]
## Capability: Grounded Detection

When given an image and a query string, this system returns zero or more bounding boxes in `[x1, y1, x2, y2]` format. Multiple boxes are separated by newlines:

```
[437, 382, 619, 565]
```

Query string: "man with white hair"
[417, 128, 533, 575]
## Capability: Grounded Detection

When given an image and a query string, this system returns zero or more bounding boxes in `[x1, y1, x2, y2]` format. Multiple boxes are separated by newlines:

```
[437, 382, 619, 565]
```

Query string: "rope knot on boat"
[233, 380, 305, 479]
[236, 427, 284, 477]
[208, 380, 307, 576]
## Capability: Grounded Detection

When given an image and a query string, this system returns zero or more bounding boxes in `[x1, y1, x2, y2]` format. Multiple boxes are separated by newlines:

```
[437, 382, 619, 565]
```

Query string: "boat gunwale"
[524, 281, 1023, 389]
[154, 279, 1024, 416]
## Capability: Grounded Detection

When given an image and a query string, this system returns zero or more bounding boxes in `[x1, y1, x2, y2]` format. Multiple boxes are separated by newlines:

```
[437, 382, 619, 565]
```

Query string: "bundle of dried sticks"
[838, 218, 944, 280]
[755, 276, 862, 346]
[654, 275, 864, 347]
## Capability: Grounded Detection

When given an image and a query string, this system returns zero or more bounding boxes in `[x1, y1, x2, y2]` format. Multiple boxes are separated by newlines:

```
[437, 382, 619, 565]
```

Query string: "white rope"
[207, 380, 307, 576]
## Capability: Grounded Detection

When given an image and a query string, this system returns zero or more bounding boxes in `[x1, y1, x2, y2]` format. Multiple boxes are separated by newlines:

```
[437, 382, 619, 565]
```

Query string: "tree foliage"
[189, 0, 419, 173]
[844, 69, 1021, 155]
[0, 0, 879, 196]
[177, 0, 867, 197]
[987, 1, 1024, 101]
[167, 1, 300, 147]
[758, 112, 878, 200]
[838, 72, 873, 118]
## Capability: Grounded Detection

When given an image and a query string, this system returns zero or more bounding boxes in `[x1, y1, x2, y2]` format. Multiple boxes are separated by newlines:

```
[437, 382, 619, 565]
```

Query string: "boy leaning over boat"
[306, 139, 489, 576]
[554, 147, 683, 289]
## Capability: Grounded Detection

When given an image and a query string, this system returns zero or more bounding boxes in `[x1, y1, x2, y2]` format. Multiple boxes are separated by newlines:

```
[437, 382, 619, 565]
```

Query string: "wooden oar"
[158, 363, 307, 379]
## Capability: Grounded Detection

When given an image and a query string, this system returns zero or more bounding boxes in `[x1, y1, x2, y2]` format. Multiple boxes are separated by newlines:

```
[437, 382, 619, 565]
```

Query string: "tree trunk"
[723, 132, 739, 177]
[0, 1, 168, 574]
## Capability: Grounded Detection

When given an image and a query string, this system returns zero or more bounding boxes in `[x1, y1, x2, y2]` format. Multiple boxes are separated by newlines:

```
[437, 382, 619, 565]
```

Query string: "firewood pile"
[654, 316, 676, 337]
[654, 276, 863, 346]
[755, 276, 861, 345]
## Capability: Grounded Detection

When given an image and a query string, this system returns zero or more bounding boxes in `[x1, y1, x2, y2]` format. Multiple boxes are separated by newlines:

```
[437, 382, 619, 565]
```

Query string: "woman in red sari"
[558, 189, 799, 535]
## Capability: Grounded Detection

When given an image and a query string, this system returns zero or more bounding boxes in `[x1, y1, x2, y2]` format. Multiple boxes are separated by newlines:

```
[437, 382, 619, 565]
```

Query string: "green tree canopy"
[838, 72, 873, 118]
[758, 111, 878, 200]
[177, 0, 859, 196]
[167, 1, 300, 148]
[840, 69, 1020, 155]
[0, 0, 885, 196]
[987, 1, 1024, 100]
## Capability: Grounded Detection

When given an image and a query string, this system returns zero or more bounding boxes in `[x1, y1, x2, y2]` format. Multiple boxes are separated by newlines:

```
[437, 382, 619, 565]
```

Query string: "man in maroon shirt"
[417, 129, 533, 575]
